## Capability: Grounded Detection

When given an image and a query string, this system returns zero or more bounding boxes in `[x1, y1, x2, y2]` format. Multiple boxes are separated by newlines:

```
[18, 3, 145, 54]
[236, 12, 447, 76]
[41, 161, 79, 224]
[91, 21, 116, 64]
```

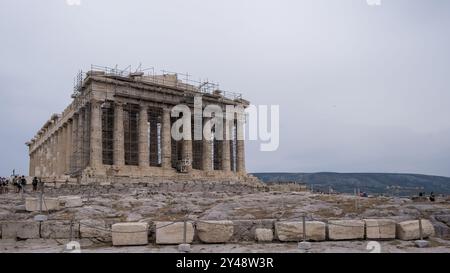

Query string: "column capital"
[114, 101, 125, 107]
[90, 98, 104, 106]
[140, 104, 149, 110]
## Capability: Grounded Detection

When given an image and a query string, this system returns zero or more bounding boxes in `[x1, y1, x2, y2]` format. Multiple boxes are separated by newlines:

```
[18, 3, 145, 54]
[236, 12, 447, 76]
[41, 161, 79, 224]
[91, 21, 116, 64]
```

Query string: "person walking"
[20, 175, 27, 193]
[32, 177, 39, 192]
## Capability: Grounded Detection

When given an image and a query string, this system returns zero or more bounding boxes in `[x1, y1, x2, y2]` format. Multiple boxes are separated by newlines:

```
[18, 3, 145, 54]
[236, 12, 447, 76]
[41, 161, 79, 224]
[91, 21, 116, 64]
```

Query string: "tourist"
[430, 192, 435, 202]
[13, 176, 20, 193]
[20, 176, 27, 193]
[3, 178, 9, 194]
[39, 178, 44, 191]
[32, 177, 39, 191]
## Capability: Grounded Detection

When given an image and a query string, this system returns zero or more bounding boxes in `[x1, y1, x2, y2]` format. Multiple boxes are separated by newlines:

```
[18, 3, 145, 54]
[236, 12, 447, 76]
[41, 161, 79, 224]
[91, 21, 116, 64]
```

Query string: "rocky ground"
[2, 238, 450, 253]
[1, 182, 450, 253]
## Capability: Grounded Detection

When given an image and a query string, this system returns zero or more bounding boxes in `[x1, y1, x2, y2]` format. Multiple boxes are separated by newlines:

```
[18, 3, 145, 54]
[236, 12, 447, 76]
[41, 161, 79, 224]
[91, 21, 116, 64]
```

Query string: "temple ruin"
[26, 65, 253, 184]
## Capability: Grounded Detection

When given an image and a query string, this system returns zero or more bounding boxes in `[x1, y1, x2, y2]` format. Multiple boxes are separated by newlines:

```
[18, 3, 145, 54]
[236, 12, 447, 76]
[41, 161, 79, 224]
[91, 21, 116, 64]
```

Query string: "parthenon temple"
[26, 66, 252, 184]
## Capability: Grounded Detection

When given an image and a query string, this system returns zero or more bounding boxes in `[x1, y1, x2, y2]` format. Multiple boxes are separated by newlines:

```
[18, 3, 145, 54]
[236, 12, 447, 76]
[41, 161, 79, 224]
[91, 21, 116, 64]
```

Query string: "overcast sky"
[1, 0, 449, 177]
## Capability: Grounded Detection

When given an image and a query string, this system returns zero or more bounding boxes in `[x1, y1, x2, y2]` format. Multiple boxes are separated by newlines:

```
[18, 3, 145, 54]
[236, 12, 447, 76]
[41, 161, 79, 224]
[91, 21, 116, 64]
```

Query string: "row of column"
[29, 99, 246, 177]
[30, 120, 74, 177]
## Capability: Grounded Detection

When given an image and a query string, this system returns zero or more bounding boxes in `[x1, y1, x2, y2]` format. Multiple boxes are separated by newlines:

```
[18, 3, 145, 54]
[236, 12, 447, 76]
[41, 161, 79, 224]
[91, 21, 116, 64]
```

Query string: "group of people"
[418, 191, 436, 202]
[0, 176, 43, 194]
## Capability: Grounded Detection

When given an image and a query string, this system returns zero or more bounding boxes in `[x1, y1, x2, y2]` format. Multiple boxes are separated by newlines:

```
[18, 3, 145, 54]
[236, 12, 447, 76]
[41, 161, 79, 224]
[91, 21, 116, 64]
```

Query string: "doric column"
[161, 108, 172, 169]
[138, 105, 149, 167]
[51, 134, 57, 176]
[71, 114, 79, 172]
[60, 126, 67, 175]
[65, 120, 72, 173]
[56, 128, 63, 175]
[29, 151, 35, 177]
[113, 102, 125, 167]
[182, 113, 192, 172]
[222, 116, 231, 172]
[44, 140, 49, 176]
[77, 107, 85, 170]
[202, 117, 213, 171]
[236, 114, 246, 173]
[48, 136, 53, 176]
[38, 146, 43, 177]
[34, 149, 39, 177]
[90, 100, 103, 169]
[48, 136, 52, 176]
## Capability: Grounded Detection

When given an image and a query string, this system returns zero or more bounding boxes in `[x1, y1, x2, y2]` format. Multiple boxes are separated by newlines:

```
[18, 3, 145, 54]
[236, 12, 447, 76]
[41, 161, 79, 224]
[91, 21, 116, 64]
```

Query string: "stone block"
[255, 228, 273, 242]
[196, 220, 234, 243]
[396, 220, 435, 240]
[1, 221, 40, 240]
[328, 220, 365, 240]
[25, 197, 60, 212]
[155, 221, 194, 245]
[112, 222, 149, 246]
[364, 219, 396, 240]
[275, 221, 326, 241]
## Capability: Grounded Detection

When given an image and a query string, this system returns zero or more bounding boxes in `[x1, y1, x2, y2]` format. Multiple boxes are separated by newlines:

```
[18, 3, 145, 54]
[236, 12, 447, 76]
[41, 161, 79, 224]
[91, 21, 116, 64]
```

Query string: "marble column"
[222, 116, 231, 172]
[182, 113, 192, 172]
[90, 100, 103, 169]
[71, 114, 79, 172]
[113, 102, 125, 167]
[65, 120, 72, 173]
[202, 117, 213, 171]
[161, 108, 172, 169]
[236, 114, 246, 173]
[77, 107, 85, 170]
[138, 105, 150, 167]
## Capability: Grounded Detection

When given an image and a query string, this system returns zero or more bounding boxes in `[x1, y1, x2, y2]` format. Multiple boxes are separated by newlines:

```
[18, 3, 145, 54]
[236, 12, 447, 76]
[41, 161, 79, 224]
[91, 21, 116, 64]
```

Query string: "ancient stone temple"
[26, 66, 252, 184]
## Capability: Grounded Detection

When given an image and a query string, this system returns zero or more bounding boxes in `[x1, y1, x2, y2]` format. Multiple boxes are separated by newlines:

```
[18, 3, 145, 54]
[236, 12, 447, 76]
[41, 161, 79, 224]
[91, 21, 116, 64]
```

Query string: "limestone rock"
[327, 220, 365, 240]
[275, 221, 326, 242]
[196, 220, 234, 243]
[364, 219, 396, 240]
[1, 221, 40, 239]
[25, 197, 60, 212]
[40, 220, 79, 239]
[255, 228, 273, 242]
[58, 196, 83, 208]
[112, 222, 149, 246]
[79, 219, 111, 242]
[155, 221, 194, 245]
[231, 219, 275, 241]
[396, 220, 435, 240]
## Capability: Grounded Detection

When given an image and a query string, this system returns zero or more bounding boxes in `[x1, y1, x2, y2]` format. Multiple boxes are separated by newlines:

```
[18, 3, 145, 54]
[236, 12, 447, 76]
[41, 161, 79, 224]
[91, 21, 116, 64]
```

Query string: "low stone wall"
[37, 180, 266, 197]
[0, 218, 436, 245]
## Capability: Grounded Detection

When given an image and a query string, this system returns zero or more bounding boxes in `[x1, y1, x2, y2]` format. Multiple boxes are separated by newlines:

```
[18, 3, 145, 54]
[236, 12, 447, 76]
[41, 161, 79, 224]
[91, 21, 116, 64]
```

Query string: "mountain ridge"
[252, 172, 450, 195]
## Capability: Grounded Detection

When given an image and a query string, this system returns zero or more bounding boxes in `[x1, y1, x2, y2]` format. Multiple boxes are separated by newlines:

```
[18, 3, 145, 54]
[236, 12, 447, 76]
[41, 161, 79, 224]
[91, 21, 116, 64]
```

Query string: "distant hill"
[252, 172, 450, 195]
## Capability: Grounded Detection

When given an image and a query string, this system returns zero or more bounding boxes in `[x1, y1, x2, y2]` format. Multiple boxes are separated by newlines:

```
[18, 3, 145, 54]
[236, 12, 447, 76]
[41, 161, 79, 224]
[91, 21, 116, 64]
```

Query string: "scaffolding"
[65, 64, 242, 176]
[123, 103, 140, 166]
[101, 102, 114, 165]
[148, 107, 162, 167]
[72, 64, 243, 101]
